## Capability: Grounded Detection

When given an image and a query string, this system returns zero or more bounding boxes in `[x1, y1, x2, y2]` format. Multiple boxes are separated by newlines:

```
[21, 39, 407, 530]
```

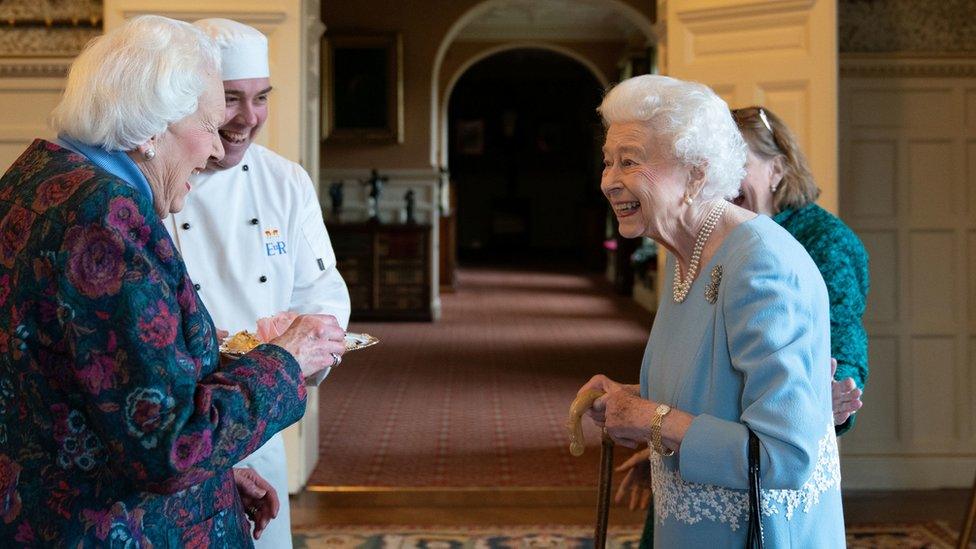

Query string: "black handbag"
[746, 429, 764, 548]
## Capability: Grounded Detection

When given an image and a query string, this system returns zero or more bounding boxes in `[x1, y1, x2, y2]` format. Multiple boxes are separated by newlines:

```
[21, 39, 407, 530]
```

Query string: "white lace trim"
[650, 424, 841, 531]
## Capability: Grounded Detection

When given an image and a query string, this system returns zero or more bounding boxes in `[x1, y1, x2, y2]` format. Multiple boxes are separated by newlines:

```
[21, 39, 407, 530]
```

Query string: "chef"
[166, 18, 351, 548]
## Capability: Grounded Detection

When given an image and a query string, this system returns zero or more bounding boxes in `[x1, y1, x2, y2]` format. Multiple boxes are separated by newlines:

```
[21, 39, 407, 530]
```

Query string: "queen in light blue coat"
[578, 75, 845, 547]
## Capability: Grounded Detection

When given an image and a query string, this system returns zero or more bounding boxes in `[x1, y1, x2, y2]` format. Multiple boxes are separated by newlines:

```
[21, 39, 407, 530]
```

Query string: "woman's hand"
[615, 447, 652, 510]
[270, 314, 346, 380]
[234, 467, 279, 540]
[831, 358, 863, 426]
[599, 389, 656, 448]
[576, 375, 639, 425]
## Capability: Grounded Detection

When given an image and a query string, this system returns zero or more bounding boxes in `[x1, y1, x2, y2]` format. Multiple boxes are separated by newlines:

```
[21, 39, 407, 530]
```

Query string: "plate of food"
[220, 330, 379, 359]
[220, 330, 263, 359]
[344, 332, 379, 352]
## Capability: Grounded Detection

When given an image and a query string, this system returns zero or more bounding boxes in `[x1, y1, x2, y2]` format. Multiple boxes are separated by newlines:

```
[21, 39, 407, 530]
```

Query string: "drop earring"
[143, 148, 156, 161]
[683, 195, 693, 205]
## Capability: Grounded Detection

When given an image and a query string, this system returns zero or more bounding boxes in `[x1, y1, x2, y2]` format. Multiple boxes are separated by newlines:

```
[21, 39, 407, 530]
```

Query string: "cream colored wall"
[0, 69, 67, 171]
[839, 57, 976, 489]
[662, 0, 838, 214]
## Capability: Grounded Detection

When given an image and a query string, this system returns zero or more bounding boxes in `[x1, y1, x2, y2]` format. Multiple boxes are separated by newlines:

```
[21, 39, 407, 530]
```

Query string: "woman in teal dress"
[578, 75, 845, 547]
[620, 105, 871, 545]
[732, 105, 868, 433]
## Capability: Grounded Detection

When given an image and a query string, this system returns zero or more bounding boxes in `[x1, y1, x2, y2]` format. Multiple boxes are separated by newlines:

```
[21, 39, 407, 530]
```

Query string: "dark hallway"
[447, 49, 608, 270]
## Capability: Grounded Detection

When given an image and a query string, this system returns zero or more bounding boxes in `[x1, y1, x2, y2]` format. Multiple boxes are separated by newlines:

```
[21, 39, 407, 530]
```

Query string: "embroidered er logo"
[263, 227, 287, 256]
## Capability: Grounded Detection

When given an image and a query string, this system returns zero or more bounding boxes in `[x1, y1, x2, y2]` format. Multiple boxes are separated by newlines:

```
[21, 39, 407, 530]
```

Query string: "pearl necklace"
[673, 200, 727, 303]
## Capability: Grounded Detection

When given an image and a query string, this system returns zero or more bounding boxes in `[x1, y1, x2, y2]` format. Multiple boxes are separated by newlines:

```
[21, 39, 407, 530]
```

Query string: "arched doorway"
[433, 1, 656, 279]
[447, 48, 607, 268]
[431, 0, 657, 167]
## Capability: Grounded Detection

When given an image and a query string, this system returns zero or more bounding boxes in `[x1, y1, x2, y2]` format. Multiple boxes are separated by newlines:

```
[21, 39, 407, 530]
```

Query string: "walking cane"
[957, 469, 976, 548]
[568, 390, 612, 549]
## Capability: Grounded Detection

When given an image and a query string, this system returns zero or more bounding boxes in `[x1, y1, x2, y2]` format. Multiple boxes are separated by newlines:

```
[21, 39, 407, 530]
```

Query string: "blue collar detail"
[56, 135, 154, 203]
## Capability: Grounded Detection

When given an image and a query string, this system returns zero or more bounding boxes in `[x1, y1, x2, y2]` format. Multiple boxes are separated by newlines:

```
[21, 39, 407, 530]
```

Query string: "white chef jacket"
[167, 144, 350, 549]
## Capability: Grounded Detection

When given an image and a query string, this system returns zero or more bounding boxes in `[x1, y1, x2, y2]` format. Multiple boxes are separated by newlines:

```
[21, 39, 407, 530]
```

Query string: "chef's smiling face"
[209, 77, 271, 170]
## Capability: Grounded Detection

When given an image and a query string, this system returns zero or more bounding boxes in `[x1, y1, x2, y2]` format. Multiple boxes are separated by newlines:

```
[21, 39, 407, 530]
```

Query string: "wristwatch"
[650, 403, 675, 456]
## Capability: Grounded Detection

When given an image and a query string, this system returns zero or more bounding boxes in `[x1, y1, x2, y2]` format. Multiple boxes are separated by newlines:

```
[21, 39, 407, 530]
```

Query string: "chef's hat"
[194, 18, 270, 81]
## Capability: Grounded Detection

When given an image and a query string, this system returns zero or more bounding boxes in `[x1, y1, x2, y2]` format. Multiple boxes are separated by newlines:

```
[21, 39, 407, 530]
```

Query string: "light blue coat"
[642, 215, 845, 548]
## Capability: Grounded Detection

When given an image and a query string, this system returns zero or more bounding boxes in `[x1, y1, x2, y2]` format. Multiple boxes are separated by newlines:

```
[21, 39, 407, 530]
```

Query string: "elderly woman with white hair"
[0, 15, 344, 546]
[577, 75, 845, 546]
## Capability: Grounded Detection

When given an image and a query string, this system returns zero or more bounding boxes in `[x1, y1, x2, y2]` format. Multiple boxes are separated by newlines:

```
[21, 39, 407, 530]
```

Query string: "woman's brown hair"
[731, 106, 819, 211]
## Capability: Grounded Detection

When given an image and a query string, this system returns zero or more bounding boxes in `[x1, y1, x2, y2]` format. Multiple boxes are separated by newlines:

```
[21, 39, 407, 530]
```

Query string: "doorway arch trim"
[430, 0, 656, 166]
[439, 42, 611, 168]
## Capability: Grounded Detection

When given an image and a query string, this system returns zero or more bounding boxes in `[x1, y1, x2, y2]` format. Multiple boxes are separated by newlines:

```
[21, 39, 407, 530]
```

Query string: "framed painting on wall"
[455, 119, 484, 156]
[322, 32, 404, 143]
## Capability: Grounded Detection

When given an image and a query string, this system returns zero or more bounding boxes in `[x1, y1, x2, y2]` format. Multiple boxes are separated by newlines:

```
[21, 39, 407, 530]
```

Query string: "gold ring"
[248, 505, 258, 516]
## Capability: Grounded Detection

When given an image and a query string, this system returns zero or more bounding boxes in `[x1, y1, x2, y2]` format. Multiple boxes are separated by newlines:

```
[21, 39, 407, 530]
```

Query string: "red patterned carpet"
[309, 267, 653, 487]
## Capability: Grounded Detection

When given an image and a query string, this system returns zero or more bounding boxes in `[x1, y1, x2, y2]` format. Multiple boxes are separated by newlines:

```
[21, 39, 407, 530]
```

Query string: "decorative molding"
[839, 0, 976, 54]
[0, 59, 71, 78]
[118, 10, 286, 25]
[456, 0, 649, 43]
[0, 0, 102, 27]
[841, 55, 976, 79]
[674, 0, 815, 23]
[0, 27, 99, 57]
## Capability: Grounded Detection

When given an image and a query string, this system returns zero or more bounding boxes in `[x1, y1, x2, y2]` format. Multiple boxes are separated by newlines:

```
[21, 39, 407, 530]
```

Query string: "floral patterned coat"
[0, 140, 308, 547]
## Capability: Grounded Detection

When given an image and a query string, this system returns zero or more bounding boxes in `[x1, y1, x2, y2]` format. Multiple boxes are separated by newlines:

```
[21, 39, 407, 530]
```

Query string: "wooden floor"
[291, 488, 973, 528]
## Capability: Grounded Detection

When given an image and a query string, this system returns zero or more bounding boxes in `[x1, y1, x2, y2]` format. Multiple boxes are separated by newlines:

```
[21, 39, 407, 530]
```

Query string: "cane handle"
[567, 389, 605, 457]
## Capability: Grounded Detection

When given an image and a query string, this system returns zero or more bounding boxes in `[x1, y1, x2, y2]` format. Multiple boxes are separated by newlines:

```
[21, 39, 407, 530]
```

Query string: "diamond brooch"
[704, 265, 722, 304]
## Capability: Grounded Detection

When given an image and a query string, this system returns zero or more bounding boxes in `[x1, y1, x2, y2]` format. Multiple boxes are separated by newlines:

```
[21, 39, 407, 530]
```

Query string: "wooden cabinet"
[328, 221, 432, 321]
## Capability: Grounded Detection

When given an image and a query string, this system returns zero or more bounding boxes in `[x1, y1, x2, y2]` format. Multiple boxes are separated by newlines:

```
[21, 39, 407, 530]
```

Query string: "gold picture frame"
[322, 32, 404, 144]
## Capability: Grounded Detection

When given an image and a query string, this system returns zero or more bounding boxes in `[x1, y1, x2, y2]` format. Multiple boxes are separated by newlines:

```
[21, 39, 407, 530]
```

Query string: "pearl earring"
[770, 184, 778, 193]
[684, 195, 693, 205]
[143, 148, 156, 160]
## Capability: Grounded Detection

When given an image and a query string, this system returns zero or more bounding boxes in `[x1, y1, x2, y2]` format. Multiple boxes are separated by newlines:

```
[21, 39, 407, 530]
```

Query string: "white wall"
[0, 63, 69, 172]
[839, 56, 976, 489]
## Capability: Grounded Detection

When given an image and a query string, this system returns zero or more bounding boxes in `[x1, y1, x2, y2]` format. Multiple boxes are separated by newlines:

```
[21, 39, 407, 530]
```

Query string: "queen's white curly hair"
[598, 75, 747, 200]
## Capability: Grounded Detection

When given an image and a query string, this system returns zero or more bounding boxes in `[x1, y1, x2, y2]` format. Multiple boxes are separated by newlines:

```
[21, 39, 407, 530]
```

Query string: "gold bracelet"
[650, 403, 675, 456]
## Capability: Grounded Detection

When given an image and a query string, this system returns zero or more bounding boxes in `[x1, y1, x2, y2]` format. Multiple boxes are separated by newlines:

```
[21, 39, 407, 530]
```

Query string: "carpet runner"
[292, 522, 971, 548]
[309, 267, 652, 488]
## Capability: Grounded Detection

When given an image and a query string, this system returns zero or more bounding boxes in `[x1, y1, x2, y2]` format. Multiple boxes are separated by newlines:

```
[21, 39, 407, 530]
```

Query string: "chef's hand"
[271, 314, 346, 379]
[234, 467, 278, 540]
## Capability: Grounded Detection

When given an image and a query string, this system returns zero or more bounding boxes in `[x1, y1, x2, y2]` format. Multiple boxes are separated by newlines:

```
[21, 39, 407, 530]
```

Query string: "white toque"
[194, 18, 270, 81]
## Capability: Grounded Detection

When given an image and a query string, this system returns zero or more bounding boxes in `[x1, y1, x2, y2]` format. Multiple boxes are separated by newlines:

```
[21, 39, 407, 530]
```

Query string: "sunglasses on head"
[732, 107, 774, 134]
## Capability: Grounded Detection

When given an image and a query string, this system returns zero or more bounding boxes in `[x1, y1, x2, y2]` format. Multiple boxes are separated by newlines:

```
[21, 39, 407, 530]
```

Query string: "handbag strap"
[747, 429, 764, 549]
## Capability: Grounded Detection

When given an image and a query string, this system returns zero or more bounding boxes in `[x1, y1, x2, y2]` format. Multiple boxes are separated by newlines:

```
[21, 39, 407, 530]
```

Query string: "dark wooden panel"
[328, 220, 432, 321]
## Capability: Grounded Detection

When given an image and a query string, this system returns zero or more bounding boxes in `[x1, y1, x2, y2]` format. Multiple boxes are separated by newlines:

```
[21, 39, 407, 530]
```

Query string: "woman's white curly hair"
[598, 75, 747, 200]
[50, 15, 220, 151]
